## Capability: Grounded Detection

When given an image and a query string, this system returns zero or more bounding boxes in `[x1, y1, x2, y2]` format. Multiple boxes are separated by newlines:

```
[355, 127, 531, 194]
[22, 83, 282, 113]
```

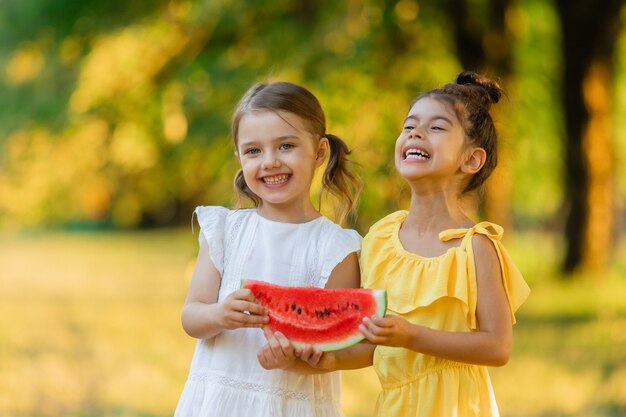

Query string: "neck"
[404, 187, 473, 234]
[256, 201, 320, 224]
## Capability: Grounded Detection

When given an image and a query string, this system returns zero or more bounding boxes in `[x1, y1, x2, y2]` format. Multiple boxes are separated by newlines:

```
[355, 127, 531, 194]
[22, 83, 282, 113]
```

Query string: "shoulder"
[195, 206, 253, 225]
[195, 205, 228, 219]
[468, 223, 505, 282]
[317, 216, 362, 247]
[365, 211, 407, 239]
[470, 233, 499, 261]
[193, 207, 256, 245]
[315, 217, 362, 284]
[468, 222, 504, 260]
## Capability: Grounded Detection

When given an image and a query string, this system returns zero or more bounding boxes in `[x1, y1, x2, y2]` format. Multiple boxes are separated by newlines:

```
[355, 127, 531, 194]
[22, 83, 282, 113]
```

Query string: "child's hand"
[359, 314, 416, 348]
[257, 328, 298, 370]
[297, 346, 336, 371]
[218, 289, 268, 330]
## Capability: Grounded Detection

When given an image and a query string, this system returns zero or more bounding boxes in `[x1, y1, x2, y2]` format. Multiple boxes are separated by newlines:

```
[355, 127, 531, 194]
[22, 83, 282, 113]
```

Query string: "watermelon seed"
[291, 303, 296, 311]
[297, 307, 302, 315]
[354, 304, 359, 310]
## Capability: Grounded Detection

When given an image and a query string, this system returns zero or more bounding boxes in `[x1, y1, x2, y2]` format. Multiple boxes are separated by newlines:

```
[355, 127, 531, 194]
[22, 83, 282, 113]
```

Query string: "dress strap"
[439, 221, 510, 330]
[439, 221, 504, 249]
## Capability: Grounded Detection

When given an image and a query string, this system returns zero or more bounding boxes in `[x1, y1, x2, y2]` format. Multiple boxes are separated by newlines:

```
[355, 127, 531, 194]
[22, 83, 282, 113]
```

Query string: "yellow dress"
[360, 211, 530, 417]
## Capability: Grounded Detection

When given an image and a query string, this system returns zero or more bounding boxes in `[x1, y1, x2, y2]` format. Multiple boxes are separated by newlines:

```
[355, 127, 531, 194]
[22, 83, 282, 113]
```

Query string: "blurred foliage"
[0, 0, 624, 236]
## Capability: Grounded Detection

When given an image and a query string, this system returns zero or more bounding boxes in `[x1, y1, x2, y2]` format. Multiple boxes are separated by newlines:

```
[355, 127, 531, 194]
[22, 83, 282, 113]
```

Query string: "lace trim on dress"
[188, 372, 312, 400]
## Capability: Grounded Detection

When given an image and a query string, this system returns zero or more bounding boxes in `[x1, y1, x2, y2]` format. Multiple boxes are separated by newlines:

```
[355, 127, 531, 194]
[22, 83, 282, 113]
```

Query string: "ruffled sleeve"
[441, 221, 531, 328]
[360, 211, 408, 290]
[193, 206, 229, 275]
[318, 226, 362, 286]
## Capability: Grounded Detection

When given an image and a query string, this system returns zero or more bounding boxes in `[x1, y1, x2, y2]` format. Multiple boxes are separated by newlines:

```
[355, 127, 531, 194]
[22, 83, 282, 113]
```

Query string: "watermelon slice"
[242, 280, 387, 351]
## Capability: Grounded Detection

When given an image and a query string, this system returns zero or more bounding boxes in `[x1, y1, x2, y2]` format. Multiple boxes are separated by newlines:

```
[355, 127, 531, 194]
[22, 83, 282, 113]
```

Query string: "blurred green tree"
[1, 0, 624, 276]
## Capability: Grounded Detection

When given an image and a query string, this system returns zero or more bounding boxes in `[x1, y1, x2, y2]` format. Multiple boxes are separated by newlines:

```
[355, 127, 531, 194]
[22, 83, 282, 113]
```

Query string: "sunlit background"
[1, 1, 626, 416]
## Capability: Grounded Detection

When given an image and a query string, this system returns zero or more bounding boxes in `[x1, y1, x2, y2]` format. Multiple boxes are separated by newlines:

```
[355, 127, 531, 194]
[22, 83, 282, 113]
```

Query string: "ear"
[461, 147, 486, 174]
[315, 137, 329, 168]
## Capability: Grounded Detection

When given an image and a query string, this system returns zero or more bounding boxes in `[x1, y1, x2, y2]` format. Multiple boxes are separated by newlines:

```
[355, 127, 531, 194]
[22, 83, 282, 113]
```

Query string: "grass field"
[1, 229, 626, 417]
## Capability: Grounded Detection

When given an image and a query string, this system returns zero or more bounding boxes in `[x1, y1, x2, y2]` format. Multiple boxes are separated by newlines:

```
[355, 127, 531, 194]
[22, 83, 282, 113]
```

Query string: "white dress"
[174, 206, 362, 417]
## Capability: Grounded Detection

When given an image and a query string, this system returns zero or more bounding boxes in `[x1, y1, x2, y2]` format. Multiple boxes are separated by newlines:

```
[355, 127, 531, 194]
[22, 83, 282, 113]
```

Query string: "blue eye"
[244, 148, 261, 155]
[279, 143, 294, 150]
[403, 125, 414, 131]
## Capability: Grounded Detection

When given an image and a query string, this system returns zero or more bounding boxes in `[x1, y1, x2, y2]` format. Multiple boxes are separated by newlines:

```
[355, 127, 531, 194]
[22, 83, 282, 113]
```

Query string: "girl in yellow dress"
[259, 71, 530, 417]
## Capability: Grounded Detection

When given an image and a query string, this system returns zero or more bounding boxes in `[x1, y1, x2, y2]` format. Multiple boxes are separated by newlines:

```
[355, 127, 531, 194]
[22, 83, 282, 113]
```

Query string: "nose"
[261, 153, 281, 169]
[409, 127, 424, 140]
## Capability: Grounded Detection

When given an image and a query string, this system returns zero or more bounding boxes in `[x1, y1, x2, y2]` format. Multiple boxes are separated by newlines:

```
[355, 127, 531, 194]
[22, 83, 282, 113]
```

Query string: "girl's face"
[236, 110, 327, 216]
[395, 97, 471, 189]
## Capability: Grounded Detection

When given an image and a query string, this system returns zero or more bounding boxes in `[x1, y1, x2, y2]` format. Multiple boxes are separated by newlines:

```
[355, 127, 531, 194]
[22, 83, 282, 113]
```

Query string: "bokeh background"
[1, 0, 626, 416]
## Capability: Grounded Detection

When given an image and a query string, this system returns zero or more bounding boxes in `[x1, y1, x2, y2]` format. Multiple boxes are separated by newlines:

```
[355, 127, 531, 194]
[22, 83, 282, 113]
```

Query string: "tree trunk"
[555, 0, 623, 273]
[447, 0, 514, 229]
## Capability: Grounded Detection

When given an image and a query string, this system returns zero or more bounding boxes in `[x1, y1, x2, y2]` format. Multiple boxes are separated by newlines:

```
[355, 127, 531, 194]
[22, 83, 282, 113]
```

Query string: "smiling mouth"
[404, 148, 430, 160]
[262, 174, 289, 185]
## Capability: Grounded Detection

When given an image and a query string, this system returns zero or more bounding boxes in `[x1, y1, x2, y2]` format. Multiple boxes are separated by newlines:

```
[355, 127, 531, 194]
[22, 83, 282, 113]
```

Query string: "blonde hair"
[231, 82, 360, 224]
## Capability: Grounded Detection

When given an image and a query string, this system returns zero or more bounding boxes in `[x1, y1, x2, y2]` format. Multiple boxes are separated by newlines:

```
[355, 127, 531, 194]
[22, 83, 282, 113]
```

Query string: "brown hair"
[231, 82, 360, 224]
[411, 71, 503, 193]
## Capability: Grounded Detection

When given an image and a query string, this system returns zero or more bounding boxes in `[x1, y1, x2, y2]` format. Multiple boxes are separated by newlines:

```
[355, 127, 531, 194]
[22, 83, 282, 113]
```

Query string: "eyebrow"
[404, 115, 454, 125]
[238, 135, 301, 149]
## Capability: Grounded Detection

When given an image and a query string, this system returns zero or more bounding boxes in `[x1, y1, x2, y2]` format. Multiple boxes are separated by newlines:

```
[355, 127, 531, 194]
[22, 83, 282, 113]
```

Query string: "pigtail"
[322, 134, 362, 225]
[234, 168, 261, 208]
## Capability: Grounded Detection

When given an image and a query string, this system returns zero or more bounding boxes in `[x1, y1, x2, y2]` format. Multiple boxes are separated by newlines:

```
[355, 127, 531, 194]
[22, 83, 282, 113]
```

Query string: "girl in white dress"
[174, 81, 362, 417]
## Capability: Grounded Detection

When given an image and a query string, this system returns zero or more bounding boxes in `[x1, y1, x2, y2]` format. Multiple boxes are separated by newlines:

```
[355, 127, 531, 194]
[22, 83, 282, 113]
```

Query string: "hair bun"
[455, 71, 502, 106]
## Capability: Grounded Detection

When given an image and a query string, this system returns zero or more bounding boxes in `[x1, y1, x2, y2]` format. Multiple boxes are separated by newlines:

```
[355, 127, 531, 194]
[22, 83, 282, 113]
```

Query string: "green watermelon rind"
[241, 279, 388, 352]
[292, 289, 387, 352]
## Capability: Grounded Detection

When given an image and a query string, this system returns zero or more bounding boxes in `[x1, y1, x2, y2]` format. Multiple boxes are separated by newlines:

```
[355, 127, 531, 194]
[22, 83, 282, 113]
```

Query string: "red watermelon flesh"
[242, 280, 387, 351]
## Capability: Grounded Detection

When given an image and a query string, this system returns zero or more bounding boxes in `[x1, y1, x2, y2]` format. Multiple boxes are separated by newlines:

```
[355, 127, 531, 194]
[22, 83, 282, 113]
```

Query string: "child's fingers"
[368, 315, 392, 327]
[228, 309, 267, 327]
[266, 330, 289, 359]
[359, 317, 391, 344]
[228, 290, 267, 315]
[359, 323, 384, 344]
[263, 327, 274, 341]
[231, 299, 266, 317]
[307, 350, 323, 366]
[259, 329, 297, 369]
[257, 346, 272, 369]
[298, 345, 323, 367]
[257, 345, 282, 370]
[273, 331, 293, 354]
[362, 316, 387, 334]
[296, 345, 315, 361]
[233, 288, 257, 302]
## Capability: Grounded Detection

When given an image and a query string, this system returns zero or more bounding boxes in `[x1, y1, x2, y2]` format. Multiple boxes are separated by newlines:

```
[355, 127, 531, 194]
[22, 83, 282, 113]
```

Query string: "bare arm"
[324, 251, 361, 289]
[181, 234, 267, 340]
[310, 341, 375, 371]
[360, 234, 512, 367]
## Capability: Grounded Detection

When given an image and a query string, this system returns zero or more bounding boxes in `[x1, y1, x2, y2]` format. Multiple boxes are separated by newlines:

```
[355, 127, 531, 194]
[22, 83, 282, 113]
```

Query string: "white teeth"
[405, 148, 430, 160]
[263, 174, 289, 184]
